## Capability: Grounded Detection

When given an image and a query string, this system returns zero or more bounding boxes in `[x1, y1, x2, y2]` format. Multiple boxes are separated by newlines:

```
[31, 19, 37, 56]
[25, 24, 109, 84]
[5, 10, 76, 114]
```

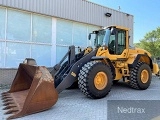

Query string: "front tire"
[129, 62, 152, 90]
[78, 61, 113, 99]
[113, 80, 119, 84]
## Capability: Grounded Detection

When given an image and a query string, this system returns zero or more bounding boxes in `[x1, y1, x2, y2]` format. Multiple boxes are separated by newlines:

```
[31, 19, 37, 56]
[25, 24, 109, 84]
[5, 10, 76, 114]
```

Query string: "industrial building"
[0, 0, 133, 68]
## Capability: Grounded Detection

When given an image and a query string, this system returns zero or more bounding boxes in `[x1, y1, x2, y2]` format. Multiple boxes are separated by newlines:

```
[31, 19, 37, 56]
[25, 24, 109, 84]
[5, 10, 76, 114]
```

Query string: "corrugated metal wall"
[0, 0, 134, 44]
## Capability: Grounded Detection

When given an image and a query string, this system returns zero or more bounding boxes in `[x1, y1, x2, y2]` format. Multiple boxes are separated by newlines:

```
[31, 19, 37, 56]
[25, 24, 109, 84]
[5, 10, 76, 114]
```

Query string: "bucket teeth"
[2, 94, 11, 98]
[3, 105, 16, 110]
[3, 101, 14, 106]
[1, 97, 12, 101]
[5, 107, 19, 114]
[3, 98, 13, 103]
[1, 92, 9, 96]
[1, 92, 7, 95]
[1, 94, 10, 99]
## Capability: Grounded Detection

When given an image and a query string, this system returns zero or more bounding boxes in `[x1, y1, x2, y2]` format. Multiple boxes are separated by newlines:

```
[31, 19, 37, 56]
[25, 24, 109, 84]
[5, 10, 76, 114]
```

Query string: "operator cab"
[89, 26, 128, 55]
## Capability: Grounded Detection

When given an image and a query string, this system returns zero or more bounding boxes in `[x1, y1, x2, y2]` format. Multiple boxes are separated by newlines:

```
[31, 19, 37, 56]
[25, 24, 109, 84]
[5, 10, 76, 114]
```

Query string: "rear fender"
[128, 54, 153, 69]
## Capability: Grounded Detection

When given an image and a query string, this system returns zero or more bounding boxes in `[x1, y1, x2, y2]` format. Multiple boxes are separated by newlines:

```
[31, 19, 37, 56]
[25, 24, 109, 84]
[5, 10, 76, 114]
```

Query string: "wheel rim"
[94, 72, 108, 90]
[141, 69, 149, 83]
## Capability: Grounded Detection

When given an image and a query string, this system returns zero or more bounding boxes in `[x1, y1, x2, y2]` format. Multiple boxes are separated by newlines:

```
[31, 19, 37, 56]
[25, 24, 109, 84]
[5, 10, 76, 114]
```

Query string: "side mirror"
[128, 36, 130, 39]
[88, 33, 91, 40]
[111, 27, 116, 35]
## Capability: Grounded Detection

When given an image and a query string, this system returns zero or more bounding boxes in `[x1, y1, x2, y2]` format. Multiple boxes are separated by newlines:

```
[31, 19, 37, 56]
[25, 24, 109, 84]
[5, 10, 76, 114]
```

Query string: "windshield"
[94, 30, 105, 47]
[94, 29, 111, 47]
[103, 29, 111, 46]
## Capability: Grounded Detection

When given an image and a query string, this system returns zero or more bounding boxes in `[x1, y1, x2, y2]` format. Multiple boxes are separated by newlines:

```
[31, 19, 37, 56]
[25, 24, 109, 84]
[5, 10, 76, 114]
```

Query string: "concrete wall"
[0, 68, 17, 86]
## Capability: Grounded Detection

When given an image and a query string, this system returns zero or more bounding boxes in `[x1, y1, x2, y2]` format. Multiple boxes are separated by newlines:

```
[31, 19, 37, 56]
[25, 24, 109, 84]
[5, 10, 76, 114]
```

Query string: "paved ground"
[0, 76, 160, 120]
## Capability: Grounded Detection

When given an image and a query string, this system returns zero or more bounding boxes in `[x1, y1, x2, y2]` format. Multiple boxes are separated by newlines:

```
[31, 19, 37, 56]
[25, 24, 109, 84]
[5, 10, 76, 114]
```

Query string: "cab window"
[117, 30, 126, 55]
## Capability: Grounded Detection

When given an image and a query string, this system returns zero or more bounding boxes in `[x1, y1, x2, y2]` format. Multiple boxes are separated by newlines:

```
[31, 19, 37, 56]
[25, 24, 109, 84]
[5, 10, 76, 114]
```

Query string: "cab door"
[108, 28, 128, 59]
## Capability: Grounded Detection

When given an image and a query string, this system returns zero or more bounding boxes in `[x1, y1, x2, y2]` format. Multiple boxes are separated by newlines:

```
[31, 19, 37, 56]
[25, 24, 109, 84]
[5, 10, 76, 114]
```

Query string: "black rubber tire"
[113, 80, 119, 84]
[129, 62, 152, 90]
[78, 61, 113, 99]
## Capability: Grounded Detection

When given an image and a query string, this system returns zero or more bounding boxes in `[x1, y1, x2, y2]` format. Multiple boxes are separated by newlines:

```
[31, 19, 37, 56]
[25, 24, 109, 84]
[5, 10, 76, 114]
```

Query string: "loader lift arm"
[50, 46, 77, 80]
[50, 45, 96, 93]
[50, 46, 84, 88]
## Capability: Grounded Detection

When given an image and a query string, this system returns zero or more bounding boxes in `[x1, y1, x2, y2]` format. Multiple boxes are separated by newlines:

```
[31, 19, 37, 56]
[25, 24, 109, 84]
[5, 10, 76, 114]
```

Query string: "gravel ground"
[0, 76, 160, 120]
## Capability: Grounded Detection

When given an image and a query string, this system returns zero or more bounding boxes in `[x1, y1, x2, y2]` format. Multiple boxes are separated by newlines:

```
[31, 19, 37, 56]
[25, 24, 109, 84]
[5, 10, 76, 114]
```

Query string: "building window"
[31, 44, 52, 66]
[0, 7, 5, 39]
[6, 42, 30, 67]
[56, 19, 73, 45]
[0, 42, 5, 67]
[32, 14, 52, 43]
[0, 7, 100, 67]
[7, 9, 31, 41]
[0, 7, 53, 68]
[56, 46, 68, 63]
[73, 22, 87, 47]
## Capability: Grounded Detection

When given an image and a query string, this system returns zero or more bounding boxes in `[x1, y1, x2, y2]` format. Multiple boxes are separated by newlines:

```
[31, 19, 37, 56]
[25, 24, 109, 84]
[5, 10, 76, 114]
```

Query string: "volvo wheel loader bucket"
[1, 64, 58, 119]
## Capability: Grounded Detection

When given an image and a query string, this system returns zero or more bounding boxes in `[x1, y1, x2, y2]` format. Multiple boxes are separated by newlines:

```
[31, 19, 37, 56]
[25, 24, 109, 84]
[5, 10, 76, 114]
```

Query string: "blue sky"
[90, 0, 160, 43]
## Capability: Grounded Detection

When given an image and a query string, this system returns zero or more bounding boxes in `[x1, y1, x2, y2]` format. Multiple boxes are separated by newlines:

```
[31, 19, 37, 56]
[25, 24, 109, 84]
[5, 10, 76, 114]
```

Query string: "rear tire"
[78, 61, 113, 99]
[129, 62, 152, 90]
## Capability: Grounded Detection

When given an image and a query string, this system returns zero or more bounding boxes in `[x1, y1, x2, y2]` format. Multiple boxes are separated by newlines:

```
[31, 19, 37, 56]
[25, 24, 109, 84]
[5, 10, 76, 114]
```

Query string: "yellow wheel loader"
[1, 26, 160, 119]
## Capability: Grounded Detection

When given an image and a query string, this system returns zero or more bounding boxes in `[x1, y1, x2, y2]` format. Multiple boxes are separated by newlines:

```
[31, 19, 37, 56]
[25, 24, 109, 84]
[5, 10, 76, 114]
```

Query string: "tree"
[134, 42, 141, 48]
[138, 27, 160, 57]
